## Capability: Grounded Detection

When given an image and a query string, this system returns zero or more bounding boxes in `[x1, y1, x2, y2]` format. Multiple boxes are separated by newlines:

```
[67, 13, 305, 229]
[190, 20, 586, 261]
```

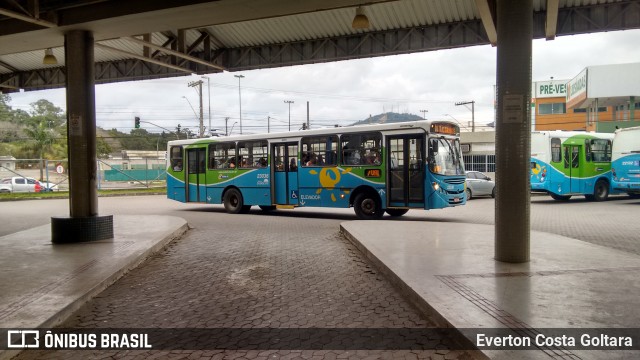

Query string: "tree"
[96, 137, 112, 159]
[0, 94, 11, 122]
[23, 120, 56, 180]
[27, 99, 65, 129]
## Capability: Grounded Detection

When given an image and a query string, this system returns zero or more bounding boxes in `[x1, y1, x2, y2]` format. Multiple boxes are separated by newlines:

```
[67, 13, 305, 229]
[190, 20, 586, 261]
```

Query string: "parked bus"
[166, 120, 466, 219]
[530, 131, 616, 201]
[611, 126, 640, 197]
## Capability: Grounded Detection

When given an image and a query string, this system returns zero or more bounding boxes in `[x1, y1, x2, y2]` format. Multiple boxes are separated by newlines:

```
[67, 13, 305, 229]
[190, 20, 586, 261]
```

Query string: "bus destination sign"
[365, 169, 381, 178]
[431, 123, 459, 135]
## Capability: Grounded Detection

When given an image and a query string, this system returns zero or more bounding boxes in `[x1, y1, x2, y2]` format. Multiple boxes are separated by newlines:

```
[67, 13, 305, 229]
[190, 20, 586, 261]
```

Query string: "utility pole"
[419, 109, 428, 119]
[225, 117, 230, 136]
[267, 116, 271, 133]
[455, 101, 475, 132]
[201, 76, 211, 136]
[306, 101, 310, 130]
[234, 74, 245, 134]
[284, 100, 294, 131]
[188, 80, 204, 137]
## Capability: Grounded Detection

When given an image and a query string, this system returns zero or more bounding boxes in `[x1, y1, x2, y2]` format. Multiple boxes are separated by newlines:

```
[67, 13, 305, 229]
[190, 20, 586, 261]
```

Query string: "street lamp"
[182, 96, 199, 120]
[443, 114, 467, 131]
[455, 100, 475, 132]
[234, 74, 245, 134]
[284, 100, 294, 131]
[201, 76, 211, 135]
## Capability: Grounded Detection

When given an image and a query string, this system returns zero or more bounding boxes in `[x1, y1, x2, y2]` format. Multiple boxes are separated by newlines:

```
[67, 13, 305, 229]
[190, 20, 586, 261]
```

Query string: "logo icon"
[7, 330, 40, 348]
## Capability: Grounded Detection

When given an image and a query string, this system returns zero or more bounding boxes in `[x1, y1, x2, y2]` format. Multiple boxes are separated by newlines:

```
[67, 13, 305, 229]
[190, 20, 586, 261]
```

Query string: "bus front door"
[564, 145, 581, 193]
[272, 143, 299, 206]
[387, 135, 425, 207]
[186, 147, 207, 202]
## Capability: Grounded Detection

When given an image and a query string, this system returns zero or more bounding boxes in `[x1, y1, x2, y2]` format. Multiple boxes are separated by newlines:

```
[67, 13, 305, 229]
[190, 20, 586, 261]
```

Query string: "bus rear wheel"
[224, 188, 246, 214]
[590, 179, 609, 202]
[353, 193, 384, 220]
[386, 209, 409, 217]
[550, 193, 571, 201]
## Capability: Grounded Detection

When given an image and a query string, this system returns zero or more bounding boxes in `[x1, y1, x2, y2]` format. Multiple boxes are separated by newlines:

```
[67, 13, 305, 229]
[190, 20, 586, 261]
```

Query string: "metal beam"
[2, 1, 639, 93]
[0, 6, 56, 28]
[474, 0, 497, 46]
[121, 36, 226, 70]
[95, 43, 193, 73]
[545, 0, 560, 40]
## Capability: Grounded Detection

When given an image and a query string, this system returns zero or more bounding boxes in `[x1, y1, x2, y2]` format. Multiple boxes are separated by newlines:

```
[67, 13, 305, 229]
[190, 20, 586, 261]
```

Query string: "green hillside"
[351, 112, 422, 126]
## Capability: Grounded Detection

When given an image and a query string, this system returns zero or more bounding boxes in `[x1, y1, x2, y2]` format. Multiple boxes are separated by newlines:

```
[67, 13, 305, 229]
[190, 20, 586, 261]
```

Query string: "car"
[39, 181, 60, 191]
[465, 171, 495, 200]
[0, 176, 43, 193]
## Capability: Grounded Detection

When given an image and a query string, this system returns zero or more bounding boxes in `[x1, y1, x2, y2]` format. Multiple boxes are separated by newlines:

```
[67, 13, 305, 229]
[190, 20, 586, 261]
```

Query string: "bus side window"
[170, 146, 183, 171]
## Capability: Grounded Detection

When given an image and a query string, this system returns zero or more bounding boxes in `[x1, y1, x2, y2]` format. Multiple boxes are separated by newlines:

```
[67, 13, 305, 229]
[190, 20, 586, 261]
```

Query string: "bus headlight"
[432, 182, 440, 191]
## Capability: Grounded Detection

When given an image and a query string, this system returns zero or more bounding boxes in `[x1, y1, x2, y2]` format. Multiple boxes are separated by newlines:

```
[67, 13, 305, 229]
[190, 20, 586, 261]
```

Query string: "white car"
[0, 177, 43, 193]
[465, 171, 495, 200]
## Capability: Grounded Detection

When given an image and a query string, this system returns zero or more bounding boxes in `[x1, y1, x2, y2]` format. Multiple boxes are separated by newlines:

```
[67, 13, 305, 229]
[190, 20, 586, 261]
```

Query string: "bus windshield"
[430, 137, 465, 176]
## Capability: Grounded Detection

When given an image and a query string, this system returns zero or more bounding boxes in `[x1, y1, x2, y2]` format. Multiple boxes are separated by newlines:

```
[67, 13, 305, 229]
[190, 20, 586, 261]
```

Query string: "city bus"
[530, 131, 617, 201]
[166, 120, 466, 219]
[611, 126, 640, 197]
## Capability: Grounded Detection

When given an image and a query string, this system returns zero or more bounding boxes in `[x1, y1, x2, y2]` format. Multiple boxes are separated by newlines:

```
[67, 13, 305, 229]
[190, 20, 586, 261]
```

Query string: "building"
[0, 156, 16, 172]
[532, 62, 640, 132]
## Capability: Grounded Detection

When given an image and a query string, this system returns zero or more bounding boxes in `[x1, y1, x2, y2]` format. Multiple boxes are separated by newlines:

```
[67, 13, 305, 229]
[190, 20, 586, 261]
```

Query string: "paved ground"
[10, 197, 472, 360]
[5, 194, 639, 359]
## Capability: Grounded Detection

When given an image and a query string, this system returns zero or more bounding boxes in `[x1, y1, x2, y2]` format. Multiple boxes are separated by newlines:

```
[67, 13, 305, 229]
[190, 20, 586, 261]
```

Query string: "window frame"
[237, 140, 268, 169]
[300, 135, 339, 167]
[339, 132, 382, 167]
[170, 146, 183, 172]
[208, 142, 237, 170]
[586, 139, 612, 162]
[550, 138, 561, 163]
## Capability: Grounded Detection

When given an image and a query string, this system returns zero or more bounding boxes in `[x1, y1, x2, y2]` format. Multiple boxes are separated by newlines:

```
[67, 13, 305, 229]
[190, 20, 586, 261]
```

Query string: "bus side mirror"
[431, 141, 438, 153]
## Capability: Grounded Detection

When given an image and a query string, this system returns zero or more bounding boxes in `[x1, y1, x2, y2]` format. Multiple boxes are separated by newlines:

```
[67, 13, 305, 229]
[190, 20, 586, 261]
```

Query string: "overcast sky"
[6, 29, 640, 135]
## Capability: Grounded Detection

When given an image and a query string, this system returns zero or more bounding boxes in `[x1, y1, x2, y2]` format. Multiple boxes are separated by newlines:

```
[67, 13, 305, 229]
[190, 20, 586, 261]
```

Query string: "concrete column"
[66, 30, 98, 217]
[51, 30, 113, 243]
[631, 96, 636, 121]
[494, 0, 532, 263]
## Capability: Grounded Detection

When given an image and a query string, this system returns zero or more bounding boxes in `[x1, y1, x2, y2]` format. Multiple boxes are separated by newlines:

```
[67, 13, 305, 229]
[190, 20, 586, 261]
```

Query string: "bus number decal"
[365, 169, 381, 178]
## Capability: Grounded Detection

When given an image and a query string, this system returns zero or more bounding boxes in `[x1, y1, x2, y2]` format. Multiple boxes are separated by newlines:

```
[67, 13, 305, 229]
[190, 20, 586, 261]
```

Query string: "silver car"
[465, 171, 495, 200]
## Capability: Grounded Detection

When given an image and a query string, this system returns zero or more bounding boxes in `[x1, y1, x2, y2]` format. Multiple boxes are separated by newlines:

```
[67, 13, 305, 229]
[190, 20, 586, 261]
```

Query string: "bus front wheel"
[224, 188, 246, 214]
[590, 179, 609, 202]
[353, 193, 384, 220]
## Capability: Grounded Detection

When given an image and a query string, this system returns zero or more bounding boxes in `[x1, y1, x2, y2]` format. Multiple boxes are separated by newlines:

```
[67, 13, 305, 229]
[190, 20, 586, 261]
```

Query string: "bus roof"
[168, 120, 458, 146]
[531, 130, 614, 140]
[614, 126, 640, 134]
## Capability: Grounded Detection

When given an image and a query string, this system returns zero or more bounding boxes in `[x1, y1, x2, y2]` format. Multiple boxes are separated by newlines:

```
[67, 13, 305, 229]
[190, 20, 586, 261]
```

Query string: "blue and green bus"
[166, 120, 466, 219]
[530, 131, 617, 201]
[611, 126, 640, 197]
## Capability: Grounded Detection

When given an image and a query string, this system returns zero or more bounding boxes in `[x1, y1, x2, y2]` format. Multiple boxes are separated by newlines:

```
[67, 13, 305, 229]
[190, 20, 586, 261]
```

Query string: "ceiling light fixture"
[352, 6, 370, 29]
[43, 48, 57, 65]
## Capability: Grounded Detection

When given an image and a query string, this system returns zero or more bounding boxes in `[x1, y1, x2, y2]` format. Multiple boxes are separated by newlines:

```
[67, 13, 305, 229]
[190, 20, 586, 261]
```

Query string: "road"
[4, 194, 639, 359]
[3, 194, 639, 255]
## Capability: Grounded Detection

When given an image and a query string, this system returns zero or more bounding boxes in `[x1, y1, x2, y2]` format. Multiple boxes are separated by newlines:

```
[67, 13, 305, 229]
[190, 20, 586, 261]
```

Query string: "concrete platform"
[341, 221, 640, 360]
[0, 215, 188, 360]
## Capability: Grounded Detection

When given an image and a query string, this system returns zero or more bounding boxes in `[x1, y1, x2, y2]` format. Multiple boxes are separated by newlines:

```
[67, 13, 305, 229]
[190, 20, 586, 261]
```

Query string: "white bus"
[611, 126, 640, 197]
